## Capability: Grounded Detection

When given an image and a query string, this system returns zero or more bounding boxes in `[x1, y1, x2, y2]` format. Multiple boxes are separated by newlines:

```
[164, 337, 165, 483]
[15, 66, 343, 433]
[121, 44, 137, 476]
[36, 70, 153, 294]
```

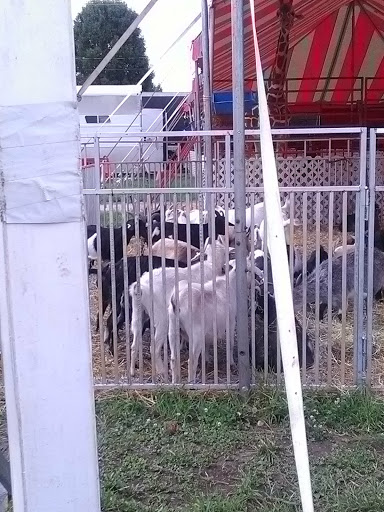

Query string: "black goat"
[250, 285, 314, 371]
[87, 225, 97, 238]
[87, 218, 148, 265]
[294, 245, 328, 286]
[100, 256, 188, 353]
[336, 202, 380, 233]
[150, 210, 227, 248]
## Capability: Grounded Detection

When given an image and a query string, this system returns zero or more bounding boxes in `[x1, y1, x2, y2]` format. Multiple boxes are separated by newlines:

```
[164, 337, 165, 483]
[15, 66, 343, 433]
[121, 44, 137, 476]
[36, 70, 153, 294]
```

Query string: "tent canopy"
[196, 0, 384, 108]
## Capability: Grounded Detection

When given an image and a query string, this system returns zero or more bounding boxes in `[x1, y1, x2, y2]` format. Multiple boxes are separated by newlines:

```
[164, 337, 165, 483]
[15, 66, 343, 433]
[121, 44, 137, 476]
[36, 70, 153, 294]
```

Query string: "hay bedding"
[90, 230, 384, 388]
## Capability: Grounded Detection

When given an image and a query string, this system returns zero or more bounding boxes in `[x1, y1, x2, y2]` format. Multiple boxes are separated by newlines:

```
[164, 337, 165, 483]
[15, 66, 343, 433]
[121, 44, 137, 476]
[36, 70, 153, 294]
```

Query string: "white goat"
[165, 198, 292, 231]
[226, 196, 292, 228]
[168, 257, 254, 383]
[149, 238, 200, 264]
[129, 237, 228, 378]
[163, 204, 235, 245]
[166, 204, 218, 225]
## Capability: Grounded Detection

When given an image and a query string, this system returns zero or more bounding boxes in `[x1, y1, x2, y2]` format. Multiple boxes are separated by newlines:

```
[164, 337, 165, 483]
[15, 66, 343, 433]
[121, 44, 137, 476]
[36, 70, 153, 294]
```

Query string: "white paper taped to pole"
[248, 1, 315, 511]
[0, 102, 83, 224]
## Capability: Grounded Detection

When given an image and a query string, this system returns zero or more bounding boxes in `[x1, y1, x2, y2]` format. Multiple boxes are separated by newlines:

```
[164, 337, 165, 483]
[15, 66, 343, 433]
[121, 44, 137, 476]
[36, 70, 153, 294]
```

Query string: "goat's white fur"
[168, 257, 254, 383]
[149, 239, 200, 264]
[87, 233, 98, 260]
[164, 197, 295, 231]
[129, 238, 227, 378]
[333, 243, 355, 258]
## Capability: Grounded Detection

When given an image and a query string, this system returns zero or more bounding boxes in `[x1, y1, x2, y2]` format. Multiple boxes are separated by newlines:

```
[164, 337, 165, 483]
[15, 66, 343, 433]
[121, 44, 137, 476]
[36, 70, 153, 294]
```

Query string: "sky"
[71, 0, 202, 92]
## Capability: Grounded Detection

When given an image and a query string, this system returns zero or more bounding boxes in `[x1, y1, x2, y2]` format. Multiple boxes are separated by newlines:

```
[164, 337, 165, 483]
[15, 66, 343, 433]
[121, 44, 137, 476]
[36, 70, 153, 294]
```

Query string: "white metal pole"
[77, 0, 160, 99]
[248, 1, 314, 511]
[231, 0, 250, 390]
[0, 1, 101, 511]
[201, 0, 213, 191]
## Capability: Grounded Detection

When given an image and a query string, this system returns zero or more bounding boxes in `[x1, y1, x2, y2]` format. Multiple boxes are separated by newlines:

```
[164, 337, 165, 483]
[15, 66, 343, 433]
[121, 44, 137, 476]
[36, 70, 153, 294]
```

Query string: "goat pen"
[82, 127, 384, 391]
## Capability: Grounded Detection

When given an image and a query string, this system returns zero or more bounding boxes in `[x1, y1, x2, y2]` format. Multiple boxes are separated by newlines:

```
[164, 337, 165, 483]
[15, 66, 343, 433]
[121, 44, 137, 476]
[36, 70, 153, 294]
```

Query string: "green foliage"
[73, 0, 158, 90]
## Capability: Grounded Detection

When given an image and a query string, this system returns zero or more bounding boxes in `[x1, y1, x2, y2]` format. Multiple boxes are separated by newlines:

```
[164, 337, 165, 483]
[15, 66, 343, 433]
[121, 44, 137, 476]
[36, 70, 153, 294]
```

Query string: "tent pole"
[231, 0, 251, 390]
[201, 0, 213, 197]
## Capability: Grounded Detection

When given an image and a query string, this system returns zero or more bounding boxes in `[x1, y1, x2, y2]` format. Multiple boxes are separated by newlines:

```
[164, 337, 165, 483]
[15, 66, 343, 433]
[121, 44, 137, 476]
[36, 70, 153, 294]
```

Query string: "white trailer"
[78, 85, 164, 164]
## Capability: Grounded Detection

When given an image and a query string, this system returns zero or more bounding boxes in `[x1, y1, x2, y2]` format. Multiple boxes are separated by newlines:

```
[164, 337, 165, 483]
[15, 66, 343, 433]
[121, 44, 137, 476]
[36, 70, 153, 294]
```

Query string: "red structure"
[192, 0, 384, 128]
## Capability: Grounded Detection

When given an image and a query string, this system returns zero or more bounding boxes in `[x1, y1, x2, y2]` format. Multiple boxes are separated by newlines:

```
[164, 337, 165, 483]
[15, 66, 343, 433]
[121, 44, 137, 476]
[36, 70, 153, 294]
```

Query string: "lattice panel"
[374, 154, 384, 227]
[213, 156, 361, 225]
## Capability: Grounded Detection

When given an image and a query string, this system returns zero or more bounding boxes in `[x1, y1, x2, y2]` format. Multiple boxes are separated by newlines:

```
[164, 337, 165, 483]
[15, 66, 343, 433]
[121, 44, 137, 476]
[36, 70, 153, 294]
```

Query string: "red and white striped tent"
[193, 0, 384, 124]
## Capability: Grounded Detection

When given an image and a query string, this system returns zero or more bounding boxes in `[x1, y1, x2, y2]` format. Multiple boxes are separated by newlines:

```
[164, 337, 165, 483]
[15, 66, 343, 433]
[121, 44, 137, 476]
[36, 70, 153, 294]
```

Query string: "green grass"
[96, 388, 384, 512]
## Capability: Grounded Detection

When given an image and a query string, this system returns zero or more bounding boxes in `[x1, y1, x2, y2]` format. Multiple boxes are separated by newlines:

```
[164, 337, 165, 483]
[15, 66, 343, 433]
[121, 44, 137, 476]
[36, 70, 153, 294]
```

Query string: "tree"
[74, 0, 160, 91]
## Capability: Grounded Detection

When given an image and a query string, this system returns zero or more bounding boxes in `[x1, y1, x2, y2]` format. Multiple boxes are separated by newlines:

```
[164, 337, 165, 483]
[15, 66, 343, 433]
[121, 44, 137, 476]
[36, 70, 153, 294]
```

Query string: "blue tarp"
[212, 91, 258, 115]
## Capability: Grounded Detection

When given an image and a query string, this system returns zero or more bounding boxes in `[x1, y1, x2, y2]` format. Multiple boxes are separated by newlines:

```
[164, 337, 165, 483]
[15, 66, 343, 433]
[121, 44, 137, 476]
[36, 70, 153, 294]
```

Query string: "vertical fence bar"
[83, 138, 100, 225]
[146, 194, 156, 384]
[232, 0, 250, 390]
[96, 191, 106, 384]
[209, 193, 219, 383]
[120, 195, 131, 384]
[356, 129, 367, 385]
[327, 192, 334, 386]
[159, 195, 169, 382]
[301, 192, 308, 382]
[225, 133, 231, 188]
[186, 194, 194, 384]
[289, 192, 295, 285]
[173, 192, 181, 381]
[366, 129, 376, 388]
[314, 192, 321, 384]
[341, 192, 347, 386]
[225, 193, 232, 384]
[263, 210, 269, 383]
[199, 192, 207, 384]
[134, 195, 144, 383]
[250, 193, 256, 385]
[108, 194, 119, 382]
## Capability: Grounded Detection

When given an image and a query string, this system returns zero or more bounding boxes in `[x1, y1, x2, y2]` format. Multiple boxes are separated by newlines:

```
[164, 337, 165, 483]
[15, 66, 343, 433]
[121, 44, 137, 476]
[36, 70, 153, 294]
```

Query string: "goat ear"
[282, 197, 290, 210]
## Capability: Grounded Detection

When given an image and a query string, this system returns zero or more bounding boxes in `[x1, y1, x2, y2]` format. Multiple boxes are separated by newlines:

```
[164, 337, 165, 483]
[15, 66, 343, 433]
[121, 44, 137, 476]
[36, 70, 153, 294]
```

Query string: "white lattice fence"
[375, 155, 384, 227]
[213, 156, 361, 225]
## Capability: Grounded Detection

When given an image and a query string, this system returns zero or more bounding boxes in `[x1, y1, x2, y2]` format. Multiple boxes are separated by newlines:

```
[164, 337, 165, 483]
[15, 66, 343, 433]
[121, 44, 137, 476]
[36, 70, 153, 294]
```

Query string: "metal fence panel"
[82, 128, 378, 390]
